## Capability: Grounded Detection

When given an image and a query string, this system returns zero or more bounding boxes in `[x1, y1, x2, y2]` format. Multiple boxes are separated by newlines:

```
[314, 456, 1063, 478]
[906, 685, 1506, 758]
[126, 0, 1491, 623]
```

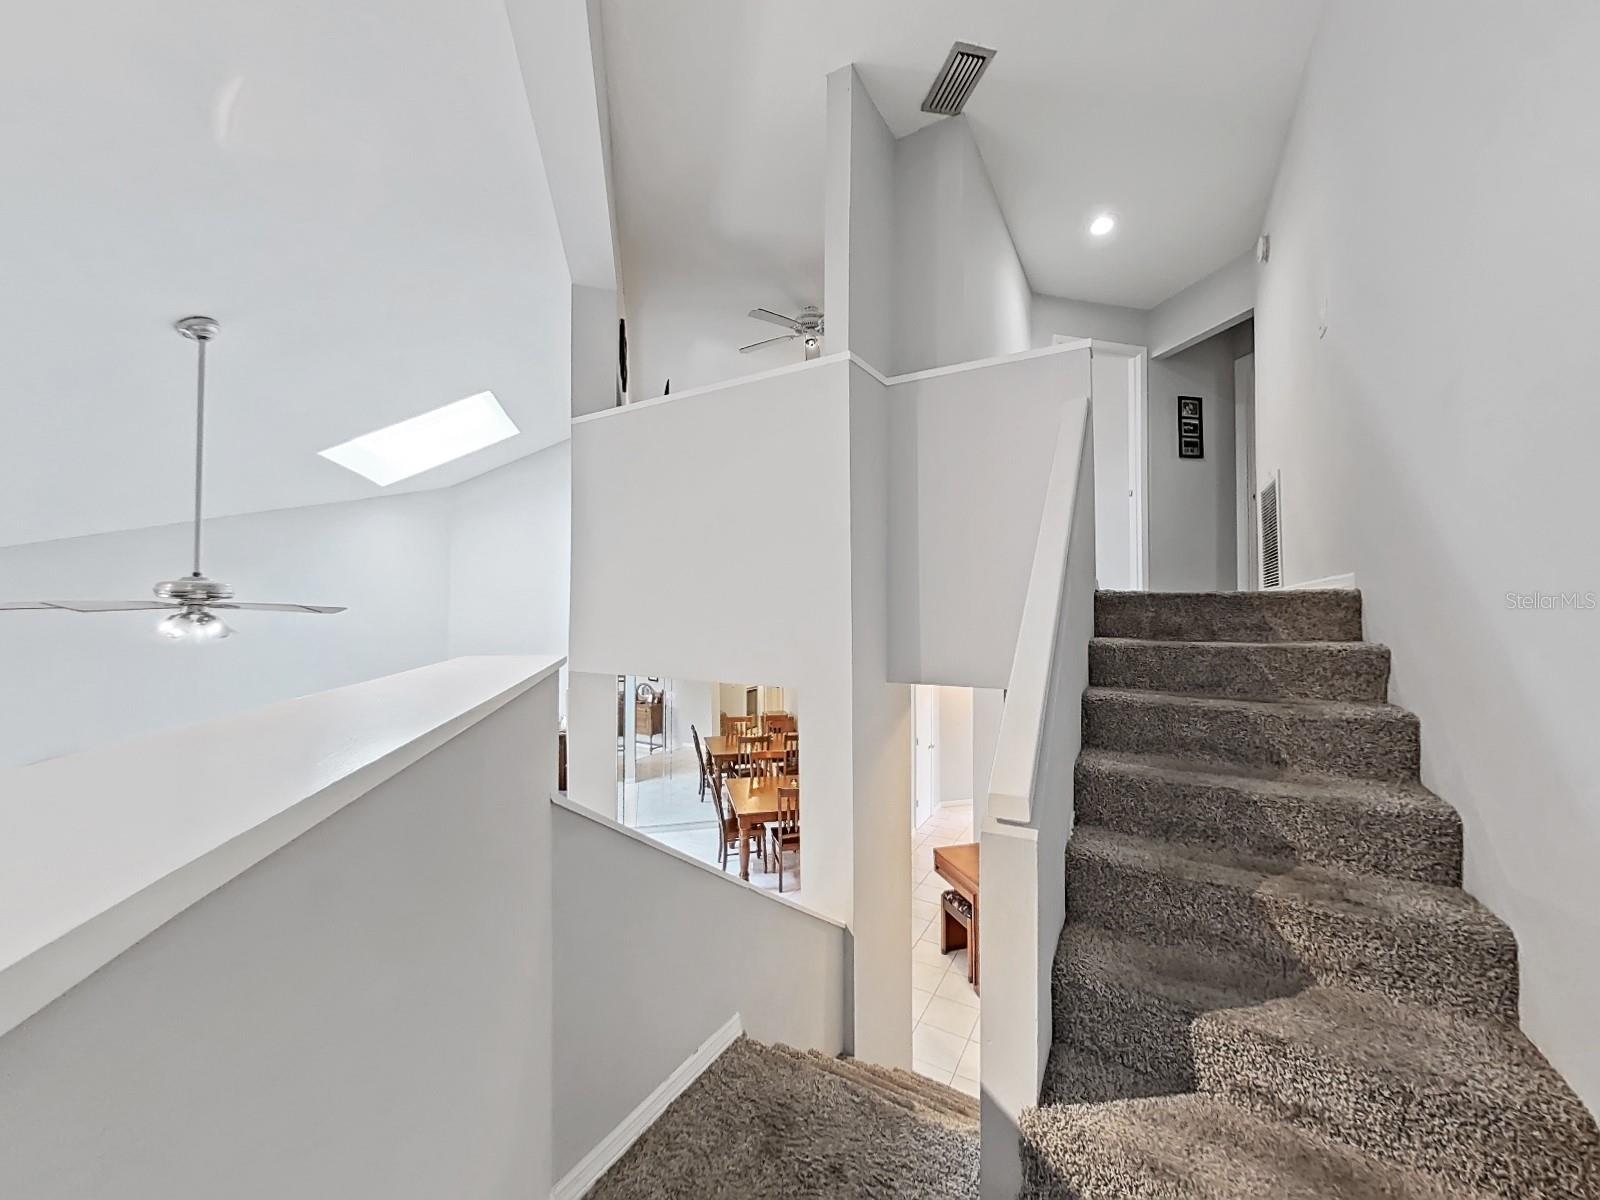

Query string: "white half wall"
[1255, 0, 1600, 1114]
[551, 802, 845, 1182]
[570, 362, 857, 922]
[887, 347, 1093, 686]
[0, 677, 558, 1199]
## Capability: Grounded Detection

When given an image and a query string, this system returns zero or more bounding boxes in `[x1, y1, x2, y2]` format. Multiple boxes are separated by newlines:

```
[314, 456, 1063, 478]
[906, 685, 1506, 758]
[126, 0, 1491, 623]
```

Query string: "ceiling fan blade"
[738, 334, 797, 354]
[748, 307, 800, 331]
[212, 602, 348, 614]
[15, 600, 179, 613]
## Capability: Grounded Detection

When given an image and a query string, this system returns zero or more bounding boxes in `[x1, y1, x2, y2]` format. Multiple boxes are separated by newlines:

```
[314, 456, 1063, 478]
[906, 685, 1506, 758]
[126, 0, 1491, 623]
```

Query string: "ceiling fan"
[739, 306, 824, 360]
[0, 316, 345, 642]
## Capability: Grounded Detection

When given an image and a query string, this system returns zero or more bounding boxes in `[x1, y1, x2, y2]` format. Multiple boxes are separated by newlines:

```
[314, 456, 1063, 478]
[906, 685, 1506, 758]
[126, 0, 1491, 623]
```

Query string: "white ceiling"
[0, 1, 570, 549]
[600, 0, 1324, 342]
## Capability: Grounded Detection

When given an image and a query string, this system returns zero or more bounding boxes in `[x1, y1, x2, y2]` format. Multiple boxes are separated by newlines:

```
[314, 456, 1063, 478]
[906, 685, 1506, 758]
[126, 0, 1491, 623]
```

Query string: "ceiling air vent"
[920, 42, 997, 116]
[1259, 473, 1283, 589]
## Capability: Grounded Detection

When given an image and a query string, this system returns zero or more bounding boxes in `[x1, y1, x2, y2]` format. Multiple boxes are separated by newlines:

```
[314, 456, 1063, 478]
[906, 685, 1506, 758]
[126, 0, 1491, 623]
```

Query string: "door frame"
[1055, 335, 1150, 589]
[1234, 352, 1257, 590]
[912, 685, 940, 830]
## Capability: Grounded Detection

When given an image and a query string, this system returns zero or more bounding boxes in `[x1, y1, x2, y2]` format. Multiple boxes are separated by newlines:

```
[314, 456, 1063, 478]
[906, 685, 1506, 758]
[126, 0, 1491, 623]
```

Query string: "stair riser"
[1075, 760, 1463, 885]
[1083, 693, 1421, 782]
[1095, 590, 1364, 643]
[1050, 974, 1589, 1199]
[1192, 1021, 1595, 1198]
[1065, 853, 1519, 1020]
[1089, 639, 1390, 702]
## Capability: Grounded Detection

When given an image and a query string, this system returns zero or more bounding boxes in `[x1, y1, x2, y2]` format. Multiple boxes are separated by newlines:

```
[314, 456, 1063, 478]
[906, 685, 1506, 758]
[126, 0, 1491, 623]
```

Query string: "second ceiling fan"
[739, 306, 824, 360]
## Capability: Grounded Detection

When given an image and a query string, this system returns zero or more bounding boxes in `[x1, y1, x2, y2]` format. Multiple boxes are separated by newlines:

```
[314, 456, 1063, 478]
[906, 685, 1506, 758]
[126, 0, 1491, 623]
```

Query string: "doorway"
[1054, 336, 1149, 589]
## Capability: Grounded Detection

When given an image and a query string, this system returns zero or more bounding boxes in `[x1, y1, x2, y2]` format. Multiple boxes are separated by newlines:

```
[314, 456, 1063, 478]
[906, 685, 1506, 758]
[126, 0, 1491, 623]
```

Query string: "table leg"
[739, 819, 751, 880]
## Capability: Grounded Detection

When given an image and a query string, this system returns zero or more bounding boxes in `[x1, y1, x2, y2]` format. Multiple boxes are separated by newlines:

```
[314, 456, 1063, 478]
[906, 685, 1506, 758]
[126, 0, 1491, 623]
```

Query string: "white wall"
[937, 686, 975, 806]
[1030, 293, 1149, 348]
[571, 284, 619, 418]
[892, 116, 1032, 374]
[1148, 333, 1237, 591]
[568, 359, 913, 1066]
[887, 347, 1093, 686]
[570, 362, 857, 924]
[824, 65, 896, 374]
[551, 802, 845, 1181]
[0, 442, 572, 770]
[0, 493, 451, 768]
[1255, 0, 1600, 1113]
[446, 440, 571, 658]
[0, 681, 557, 1198]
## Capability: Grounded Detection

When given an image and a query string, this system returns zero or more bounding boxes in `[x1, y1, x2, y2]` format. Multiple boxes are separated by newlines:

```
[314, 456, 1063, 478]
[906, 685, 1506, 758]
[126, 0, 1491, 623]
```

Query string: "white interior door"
[913, 686, 940, 831]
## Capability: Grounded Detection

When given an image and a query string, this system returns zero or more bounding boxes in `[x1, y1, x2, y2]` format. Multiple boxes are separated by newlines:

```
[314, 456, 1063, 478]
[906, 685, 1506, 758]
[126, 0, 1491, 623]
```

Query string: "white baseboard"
[1289, 572, 1357, 591]
[551, 1013, 743, 1200]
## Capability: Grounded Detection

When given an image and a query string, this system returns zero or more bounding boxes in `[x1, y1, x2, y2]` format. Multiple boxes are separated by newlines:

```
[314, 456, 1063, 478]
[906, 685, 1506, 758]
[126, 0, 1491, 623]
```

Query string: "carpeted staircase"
[1020, 589, 1600, 1199]
[588, 1036, 979, 1198]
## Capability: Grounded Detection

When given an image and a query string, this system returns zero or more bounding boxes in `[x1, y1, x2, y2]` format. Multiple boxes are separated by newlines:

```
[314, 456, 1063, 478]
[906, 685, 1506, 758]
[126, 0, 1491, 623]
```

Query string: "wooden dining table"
[723, 774, 799, 881]
[702, 733, 790, 769]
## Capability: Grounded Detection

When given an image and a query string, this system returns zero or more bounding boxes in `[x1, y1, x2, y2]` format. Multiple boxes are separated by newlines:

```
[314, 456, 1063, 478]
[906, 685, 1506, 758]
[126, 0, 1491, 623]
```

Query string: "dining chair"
[709, 769, 764, 873]
[735, 733, 768, 778]
[782, 731, 799, 777]
[764, 713, 796, 736]
[690, 724, 710, 801]
[722, 714, 757, 738]
[770, 781, 800, 892]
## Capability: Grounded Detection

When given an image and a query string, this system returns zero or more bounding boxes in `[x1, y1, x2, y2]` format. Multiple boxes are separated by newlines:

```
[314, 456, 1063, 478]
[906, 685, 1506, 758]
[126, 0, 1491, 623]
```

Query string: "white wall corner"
[550, 1013, 743, 1200]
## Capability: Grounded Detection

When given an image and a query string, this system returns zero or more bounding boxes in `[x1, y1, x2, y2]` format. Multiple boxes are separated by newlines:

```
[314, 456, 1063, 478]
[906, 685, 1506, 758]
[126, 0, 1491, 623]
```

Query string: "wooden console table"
[933, 841, 979, 992]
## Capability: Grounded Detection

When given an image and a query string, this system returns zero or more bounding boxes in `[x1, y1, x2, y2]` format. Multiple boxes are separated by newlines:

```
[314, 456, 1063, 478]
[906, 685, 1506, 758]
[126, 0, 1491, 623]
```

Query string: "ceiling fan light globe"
[158, 608, 231, 642]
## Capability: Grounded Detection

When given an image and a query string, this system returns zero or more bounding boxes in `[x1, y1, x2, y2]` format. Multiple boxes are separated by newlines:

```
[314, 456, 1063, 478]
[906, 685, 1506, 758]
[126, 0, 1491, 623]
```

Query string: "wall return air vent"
[920, 42, 997, 116]
[1259, 472, 1283, 589]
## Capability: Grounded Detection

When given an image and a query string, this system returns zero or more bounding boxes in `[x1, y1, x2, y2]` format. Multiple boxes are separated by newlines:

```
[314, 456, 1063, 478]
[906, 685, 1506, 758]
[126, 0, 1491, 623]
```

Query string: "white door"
[913, 686, 940, 831]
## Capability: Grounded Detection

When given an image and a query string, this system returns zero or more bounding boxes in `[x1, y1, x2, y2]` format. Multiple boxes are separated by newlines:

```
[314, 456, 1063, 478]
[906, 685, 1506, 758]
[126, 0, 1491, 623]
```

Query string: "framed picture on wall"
[1178, 396, 1204, 458]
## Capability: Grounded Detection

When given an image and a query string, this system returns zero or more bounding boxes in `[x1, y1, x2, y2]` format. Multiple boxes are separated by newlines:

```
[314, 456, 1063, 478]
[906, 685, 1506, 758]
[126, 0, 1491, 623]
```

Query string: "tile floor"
[910, 801, 979, 1097]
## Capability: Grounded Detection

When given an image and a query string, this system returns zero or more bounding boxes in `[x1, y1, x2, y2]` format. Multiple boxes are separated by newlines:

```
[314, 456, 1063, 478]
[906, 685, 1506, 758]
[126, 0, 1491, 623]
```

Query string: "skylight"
[318, 391, 518, 486]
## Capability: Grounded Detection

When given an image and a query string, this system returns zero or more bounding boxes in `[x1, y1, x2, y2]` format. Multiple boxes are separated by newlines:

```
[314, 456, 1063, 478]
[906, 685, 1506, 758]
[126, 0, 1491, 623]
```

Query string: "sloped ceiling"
[0, 0, 571, 548]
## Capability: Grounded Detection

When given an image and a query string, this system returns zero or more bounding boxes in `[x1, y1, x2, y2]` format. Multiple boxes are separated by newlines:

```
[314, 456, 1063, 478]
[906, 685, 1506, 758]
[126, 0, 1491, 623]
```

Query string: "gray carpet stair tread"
[588, 1036, 978, 1199]
[1089, 636, 1391, 702]
[1075, 749, 1461, 883]
[1053, 925, 1600, 1193]
[768, 1044, 978, 1125]
[1019, 1094, 1492, 1199]
[1094, 588, 1365, 643]
[1083, 687, 1421, 781]
[1066, 826, 1518, 1018]
[1069, 826, 1504, 937]
[1040, 1041, 1188, 1106]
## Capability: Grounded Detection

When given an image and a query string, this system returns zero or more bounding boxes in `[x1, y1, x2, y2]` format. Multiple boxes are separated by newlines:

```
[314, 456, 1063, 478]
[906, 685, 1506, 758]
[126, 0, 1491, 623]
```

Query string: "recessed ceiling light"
[319, 391, 518, 486]
[1089, 213, 1117, 237]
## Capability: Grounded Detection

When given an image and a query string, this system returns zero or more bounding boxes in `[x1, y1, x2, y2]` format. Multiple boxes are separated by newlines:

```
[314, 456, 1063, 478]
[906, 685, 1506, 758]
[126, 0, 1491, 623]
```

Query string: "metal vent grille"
[1259, 473, 1282, 589]
[920, 42, 997, 116]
